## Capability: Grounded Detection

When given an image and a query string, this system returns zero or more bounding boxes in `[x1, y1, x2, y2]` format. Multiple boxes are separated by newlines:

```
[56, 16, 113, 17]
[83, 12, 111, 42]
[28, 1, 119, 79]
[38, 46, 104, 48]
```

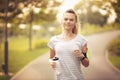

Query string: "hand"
[49, 59, 56, 69]
[74, 50, 84, 58]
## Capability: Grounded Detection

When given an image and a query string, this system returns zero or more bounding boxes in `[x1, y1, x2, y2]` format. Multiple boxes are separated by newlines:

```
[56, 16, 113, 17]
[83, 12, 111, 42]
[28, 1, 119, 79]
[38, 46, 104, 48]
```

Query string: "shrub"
[108, 35, 120, 56]
[35, 39, 49, 49]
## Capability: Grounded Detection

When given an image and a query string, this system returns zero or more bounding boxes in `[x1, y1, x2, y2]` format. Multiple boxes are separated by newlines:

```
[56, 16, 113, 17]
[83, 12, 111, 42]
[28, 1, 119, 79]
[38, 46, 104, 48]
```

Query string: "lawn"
[0, 37, 49, 79]
[108, 55, 120, 70]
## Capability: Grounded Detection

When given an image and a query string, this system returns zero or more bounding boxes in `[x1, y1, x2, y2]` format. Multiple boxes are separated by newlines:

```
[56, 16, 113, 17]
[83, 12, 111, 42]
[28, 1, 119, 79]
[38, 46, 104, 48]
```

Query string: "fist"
[49, 59, 56, 69]
[74, 50, 84, 58]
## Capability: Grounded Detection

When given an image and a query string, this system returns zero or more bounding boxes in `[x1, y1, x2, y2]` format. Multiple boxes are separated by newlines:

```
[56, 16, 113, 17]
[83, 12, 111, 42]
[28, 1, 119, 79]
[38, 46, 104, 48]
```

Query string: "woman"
[48, 9, 89, 80]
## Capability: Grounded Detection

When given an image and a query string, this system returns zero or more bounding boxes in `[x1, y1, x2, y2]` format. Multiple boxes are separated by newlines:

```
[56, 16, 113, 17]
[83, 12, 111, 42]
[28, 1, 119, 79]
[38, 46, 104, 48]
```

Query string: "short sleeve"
[78, 35, 88, 47]
[81, 38, 87, 47]
[47, 36, 55, 49]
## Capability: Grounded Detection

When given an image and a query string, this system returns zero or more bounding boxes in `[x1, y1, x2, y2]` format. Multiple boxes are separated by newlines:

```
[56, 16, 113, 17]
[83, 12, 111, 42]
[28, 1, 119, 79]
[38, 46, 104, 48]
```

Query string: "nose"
[66, 20, 70, 23]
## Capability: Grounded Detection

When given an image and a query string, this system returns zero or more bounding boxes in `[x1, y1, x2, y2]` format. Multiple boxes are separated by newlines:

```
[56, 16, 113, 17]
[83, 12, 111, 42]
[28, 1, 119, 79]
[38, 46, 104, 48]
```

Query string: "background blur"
[0, 0, 120, 80]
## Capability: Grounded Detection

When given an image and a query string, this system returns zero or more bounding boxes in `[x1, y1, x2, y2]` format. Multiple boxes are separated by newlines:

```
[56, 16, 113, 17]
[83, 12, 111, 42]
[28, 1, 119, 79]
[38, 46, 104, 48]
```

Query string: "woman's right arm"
[49, 48, 56, 68]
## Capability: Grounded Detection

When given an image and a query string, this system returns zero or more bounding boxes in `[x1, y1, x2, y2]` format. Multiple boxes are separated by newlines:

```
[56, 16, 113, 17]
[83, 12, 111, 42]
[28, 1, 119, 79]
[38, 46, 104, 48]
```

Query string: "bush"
[35, 39, 49, 49]
[81, 23, 120, 35]
[108, 35, 120, 56]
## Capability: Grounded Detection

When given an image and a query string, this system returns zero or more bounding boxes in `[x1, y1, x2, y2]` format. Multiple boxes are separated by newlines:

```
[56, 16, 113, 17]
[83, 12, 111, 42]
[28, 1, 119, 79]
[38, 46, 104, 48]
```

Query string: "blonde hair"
[64, 9, 79, 34]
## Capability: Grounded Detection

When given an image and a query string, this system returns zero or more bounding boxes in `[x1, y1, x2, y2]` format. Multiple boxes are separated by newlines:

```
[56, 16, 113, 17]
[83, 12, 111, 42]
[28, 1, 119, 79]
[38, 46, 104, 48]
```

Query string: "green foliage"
[107, 35, 120, 56]
[0, 0, 61, 37]
[109, 55, 120, 70]
[0, 27, 4, 43]
[111, 0, 120, 23]
[85, 11, 107, 26]
[114, 23, 120, 29]
[0, 76, 11, 80]
[34, 39, 49, 49]
[75, 0, 109, 26]
[80, 24, 120, 35]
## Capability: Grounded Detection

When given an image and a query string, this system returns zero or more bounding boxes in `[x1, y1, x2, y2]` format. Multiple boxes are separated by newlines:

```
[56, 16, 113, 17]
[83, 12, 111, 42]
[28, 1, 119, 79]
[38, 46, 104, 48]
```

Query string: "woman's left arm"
[81, 44, 89, 67]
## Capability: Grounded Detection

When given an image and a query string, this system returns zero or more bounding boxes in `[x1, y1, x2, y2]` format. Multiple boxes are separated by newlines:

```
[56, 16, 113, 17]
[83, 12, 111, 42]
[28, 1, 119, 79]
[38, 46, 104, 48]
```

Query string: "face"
[61, 12, 76, 31]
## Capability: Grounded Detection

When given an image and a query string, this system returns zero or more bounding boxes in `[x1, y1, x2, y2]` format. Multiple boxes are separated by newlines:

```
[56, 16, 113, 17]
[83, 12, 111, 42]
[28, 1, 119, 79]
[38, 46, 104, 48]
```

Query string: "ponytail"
[72, 25, 78, 34]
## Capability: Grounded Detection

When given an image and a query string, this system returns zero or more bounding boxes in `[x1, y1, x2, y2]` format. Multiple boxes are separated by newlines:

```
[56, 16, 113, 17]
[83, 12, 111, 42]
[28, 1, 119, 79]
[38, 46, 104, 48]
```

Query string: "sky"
[58, 0, 80, 12]
[57, 0, 81, 22]
[57, 0, 116, 24]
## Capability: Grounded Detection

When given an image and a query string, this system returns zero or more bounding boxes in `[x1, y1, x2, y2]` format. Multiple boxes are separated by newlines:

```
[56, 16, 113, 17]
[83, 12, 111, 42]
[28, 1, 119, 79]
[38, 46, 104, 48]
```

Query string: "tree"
[0, 0, 61, 39]
[110, 0, 120, 23]
[74, 0, 114, 26]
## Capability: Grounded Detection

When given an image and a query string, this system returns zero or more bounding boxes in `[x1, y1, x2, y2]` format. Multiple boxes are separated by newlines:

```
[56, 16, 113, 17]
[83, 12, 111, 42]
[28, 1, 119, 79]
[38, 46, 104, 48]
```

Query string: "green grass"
[0, 37, 49, 80]
[0, 75, 11, 80]
[9, 48, 49, 73]
[108, 55, 120, 70]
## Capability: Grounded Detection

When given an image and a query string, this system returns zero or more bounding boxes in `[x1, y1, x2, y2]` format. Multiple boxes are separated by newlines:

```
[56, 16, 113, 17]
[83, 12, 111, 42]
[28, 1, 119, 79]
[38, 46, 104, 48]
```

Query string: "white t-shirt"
[48, 35, 87, 80]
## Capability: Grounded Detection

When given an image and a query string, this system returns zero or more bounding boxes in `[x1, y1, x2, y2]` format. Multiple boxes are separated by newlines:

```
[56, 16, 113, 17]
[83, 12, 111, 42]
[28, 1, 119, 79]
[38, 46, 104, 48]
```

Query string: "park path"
[82, 30, 120, 80]
[11, 30, 120, 80]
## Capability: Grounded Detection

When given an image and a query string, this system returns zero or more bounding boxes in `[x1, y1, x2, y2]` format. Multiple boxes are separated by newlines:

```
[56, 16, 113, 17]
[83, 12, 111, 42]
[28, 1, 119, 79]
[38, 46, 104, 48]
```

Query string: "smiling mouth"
[66, 24, 71, 26]
[65, 25, 71, 27]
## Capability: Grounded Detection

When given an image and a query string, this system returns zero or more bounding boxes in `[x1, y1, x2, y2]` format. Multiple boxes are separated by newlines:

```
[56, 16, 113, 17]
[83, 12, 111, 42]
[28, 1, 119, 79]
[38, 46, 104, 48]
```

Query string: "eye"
[70, 19, 74, 21]
[64, 18, 68, 21]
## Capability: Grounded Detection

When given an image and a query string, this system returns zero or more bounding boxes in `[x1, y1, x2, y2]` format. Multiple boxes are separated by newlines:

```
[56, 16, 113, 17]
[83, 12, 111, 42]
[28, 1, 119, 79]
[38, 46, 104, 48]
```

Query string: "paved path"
[82, 30, 120, 80]
[11, 30, 120, 80]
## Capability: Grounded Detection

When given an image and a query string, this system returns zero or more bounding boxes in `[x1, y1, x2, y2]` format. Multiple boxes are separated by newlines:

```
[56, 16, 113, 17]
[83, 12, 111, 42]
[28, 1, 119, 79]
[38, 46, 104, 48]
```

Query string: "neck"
[62, 30, 73, 37]
[60, 30, 76, 41]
